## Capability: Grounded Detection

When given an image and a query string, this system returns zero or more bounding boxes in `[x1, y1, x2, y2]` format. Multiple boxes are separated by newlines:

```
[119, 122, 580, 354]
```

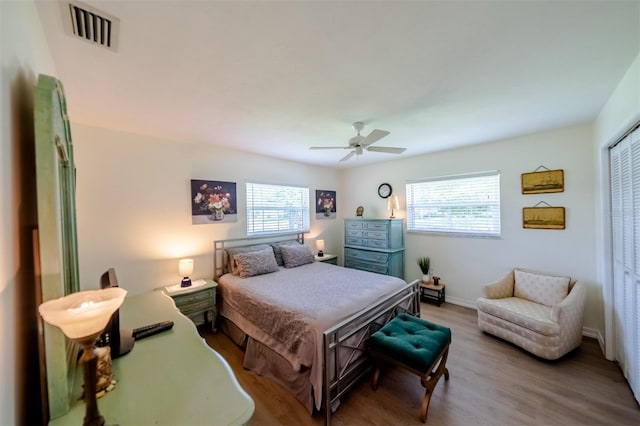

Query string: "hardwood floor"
[201, 302, 639, 425]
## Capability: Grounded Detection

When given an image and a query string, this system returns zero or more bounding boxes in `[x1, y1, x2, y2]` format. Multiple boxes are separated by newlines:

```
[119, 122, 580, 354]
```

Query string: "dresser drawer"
[172, 288, 215, 308]
[179, 299, 214, 317]
[345, 259, 388, 274]
[346, 221, 364, 230]
[346, 229, 364, 238]
[362, 230, 387, 240]
[345, 248, 389, 263]
[362, 222, 388, 231]
[364, 239, 390, 249]
[345, 237, 364, 246]
[346, 238, 389, 249]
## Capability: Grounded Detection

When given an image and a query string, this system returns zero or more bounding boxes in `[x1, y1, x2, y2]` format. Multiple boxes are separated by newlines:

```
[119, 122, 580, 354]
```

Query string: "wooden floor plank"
[201, 302, 639, 425]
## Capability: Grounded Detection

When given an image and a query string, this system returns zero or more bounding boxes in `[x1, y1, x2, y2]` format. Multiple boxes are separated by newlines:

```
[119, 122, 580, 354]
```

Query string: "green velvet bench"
[369, 313, 451, 423]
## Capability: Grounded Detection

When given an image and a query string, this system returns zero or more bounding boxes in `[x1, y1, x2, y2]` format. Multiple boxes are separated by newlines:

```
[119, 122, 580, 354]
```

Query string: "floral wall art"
[191, 179, 237, 224]
[316, 190, 337, 219]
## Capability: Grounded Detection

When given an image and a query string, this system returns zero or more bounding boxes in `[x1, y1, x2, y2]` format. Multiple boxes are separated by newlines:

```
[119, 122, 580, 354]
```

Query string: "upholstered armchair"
[476, 268, 586, 360]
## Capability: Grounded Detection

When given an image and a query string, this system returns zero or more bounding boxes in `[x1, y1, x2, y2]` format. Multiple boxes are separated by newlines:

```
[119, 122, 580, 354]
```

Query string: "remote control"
[132, 321, 174, 340]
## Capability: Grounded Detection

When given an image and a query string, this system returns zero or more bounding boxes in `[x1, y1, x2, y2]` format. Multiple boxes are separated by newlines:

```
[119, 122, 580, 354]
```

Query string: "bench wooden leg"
[372, 366, 381, 390]
[419, 345, 450, 423]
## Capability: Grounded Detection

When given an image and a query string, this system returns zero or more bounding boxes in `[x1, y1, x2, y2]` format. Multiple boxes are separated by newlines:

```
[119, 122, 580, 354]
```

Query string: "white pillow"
[514, 269, 570, 306]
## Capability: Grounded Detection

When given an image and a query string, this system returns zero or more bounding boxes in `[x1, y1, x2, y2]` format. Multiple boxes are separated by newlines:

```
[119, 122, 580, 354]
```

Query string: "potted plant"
[417, 256, 431, 282]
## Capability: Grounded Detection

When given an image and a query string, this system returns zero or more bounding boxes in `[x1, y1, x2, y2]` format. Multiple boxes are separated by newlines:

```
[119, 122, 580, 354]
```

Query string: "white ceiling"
[35, 1, 639, 168]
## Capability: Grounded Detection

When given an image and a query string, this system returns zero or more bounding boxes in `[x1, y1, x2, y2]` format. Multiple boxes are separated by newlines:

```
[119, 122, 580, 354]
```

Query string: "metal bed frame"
[213, 233, 420, 425]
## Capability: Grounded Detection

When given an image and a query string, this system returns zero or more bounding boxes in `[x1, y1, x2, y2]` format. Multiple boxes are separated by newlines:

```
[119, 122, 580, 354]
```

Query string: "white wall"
[72, 124, 342, 295]
[341, 124, 600, 331]
[1, 1, 58, 424]
[594, 51, 640, 358]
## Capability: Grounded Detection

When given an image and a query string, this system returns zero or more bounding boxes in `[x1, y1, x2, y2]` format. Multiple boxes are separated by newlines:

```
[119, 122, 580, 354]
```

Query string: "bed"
[213, 233, 420, 424]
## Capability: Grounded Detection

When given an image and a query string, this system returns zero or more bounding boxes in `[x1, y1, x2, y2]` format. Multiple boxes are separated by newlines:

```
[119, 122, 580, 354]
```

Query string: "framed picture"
[521, 169, 564, 194]
[191, 179, 237, 224]
[316, 190, 336, 219]
[522, 206, 565, 229]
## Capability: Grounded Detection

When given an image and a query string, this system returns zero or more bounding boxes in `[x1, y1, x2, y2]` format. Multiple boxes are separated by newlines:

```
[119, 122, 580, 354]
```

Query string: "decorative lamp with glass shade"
[179, 258, 194, 287]
[387, 195, 399, 219]
[316, 239, 325, 257]
[38, 287, 127, 426]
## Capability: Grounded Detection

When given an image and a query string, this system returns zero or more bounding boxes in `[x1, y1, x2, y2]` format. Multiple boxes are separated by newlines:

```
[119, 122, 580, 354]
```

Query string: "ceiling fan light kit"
[310, 122, 406, 162]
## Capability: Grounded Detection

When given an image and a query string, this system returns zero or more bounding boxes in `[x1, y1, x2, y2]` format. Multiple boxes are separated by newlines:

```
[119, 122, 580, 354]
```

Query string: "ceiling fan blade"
[309, 146, 351, 150]
[339, 151, 356, 162]
[361, 129, 390, 147]
[366, 146, 406, 154]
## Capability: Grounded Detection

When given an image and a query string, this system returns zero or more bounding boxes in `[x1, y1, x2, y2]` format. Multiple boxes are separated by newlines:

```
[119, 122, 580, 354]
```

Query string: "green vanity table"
[49, 290, 254, 425]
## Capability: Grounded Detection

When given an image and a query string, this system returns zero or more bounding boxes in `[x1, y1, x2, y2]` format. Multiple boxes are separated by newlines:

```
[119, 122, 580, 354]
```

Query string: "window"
[246, 181, 310, 236]
[406, 171, 501, 237]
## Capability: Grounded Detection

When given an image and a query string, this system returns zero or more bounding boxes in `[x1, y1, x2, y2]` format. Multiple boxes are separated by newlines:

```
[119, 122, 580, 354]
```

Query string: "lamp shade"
[387, 195, 399, 210]
[178, 258, 194, 276]
[38, 288, 127, 340]
[316, 240, 325, 251]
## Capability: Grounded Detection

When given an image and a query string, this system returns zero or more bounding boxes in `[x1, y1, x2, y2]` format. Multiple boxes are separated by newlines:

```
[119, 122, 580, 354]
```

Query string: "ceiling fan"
[310, 122, 406, 162]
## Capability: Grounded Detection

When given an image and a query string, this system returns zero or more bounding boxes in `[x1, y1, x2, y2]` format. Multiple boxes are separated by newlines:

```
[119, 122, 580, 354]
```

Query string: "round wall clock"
[377, 183, 392, 199]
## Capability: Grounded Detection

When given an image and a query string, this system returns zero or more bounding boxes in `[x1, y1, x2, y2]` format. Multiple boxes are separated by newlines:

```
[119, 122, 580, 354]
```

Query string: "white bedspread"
[218, 261, 408, 410]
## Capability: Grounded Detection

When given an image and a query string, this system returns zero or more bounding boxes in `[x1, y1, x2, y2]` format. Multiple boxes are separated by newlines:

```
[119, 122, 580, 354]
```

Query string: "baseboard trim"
[441, 296, 477, 310]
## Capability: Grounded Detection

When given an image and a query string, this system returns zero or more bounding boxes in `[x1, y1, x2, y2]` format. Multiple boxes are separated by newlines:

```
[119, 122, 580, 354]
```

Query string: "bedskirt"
[221, 316, 315, 413]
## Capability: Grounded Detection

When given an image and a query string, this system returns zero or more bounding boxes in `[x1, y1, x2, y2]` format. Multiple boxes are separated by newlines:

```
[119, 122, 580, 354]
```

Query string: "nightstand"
[165, 280, 217, 332]
[419, 281, 445, 307]
[315, 254, 338, 265]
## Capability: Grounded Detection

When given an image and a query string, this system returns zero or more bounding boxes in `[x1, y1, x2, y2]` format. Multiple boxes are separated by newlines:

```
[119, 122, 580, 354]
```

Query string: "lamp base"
[181, 277, 192, 288]
[317, 250, 324, 257]
[79, 341, 105, 426]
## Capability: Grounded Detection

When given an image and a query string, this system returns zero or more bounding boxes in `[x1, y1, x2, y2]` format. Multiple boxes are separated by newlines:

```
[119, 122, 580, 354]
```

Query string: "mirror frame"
[34, 74, 80, 420]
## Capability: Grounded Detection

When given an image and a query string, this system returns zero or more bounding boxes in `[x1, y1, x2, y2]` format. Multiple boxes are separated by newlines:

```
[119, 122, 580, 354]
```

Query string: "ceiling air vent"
[62, 1, 120, 51]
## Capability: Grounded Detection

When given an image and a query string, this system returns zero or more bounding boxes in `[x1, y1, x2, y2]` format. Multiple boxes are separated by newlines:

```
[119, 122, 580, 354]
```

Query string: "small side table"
[315, 254, 338, 265]
[165, 280, 217, 332]
[419, 281, 445, 307]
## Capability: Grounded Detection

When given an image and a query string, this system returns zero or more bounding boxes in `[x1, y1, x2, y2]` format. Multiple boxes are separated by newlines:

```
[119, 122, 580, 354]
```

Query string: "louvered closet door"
[609, 127, 640, 403]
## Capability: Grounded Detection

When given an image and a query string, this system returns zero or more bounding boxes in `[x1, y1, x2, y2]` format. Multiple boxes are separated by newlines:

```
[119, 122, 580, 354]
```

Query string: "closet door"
[609, 127, 640, 403]
[631, 128, 640, 402]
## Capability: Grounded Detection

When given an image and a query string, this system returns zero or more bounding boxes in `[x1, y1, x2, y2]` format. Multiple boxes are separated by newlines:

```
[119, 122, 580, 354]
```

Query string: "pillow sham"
[225, 244, 273, 275]
[233, 247, 280, 278]
[514, 269, 570, 306]
[271, 240, 302, 266]
[279, 244, 315, 268]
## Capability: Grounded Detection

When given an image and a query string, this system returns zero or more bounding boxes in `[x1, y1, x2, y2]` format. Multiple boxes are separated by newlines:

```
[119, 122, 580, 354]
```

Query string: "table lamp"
[316, 239, 325, 257]
[38, 287, 127, 426]
[387, 195, 399, 219]
[179, 258, 194, 287]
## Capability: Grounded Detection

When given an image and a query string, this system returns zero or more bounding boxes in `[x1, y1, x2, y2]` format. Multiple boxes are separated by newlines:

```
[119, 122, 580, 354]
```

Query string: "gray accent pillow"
[233, 247, 280, 278]
[226, 244, 273, 275]
[271, 240, 302, 266]
[280, 244, 315, 268]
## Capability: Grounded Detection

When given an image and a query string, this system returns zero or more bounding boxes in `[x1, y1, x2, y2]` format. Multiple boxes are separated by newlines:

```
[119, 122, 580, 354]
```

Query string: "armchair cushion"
[476, 297, 559, 336]
[513, 269, 570, 306]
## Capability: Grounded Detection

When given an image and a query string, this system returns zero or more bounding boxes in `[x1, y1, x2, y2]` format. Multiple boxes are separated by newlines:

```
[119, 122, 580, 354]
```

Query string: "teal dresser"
[344, 218, 404, 279]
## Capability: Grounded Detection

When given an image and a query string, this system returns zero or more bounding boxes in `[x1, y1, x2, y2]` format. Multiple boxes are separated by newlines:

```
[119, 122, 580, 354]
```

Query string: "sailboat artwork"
[522, 206, 566, 229]
[521, 169, 564, 194]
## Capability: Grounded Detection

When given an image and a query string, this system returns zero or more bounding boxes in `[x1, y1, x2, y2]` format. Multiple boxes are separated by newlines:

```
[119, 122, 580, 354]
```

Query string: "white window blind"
[406, 171, 501, 237]
[246, 182, 310, 236]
